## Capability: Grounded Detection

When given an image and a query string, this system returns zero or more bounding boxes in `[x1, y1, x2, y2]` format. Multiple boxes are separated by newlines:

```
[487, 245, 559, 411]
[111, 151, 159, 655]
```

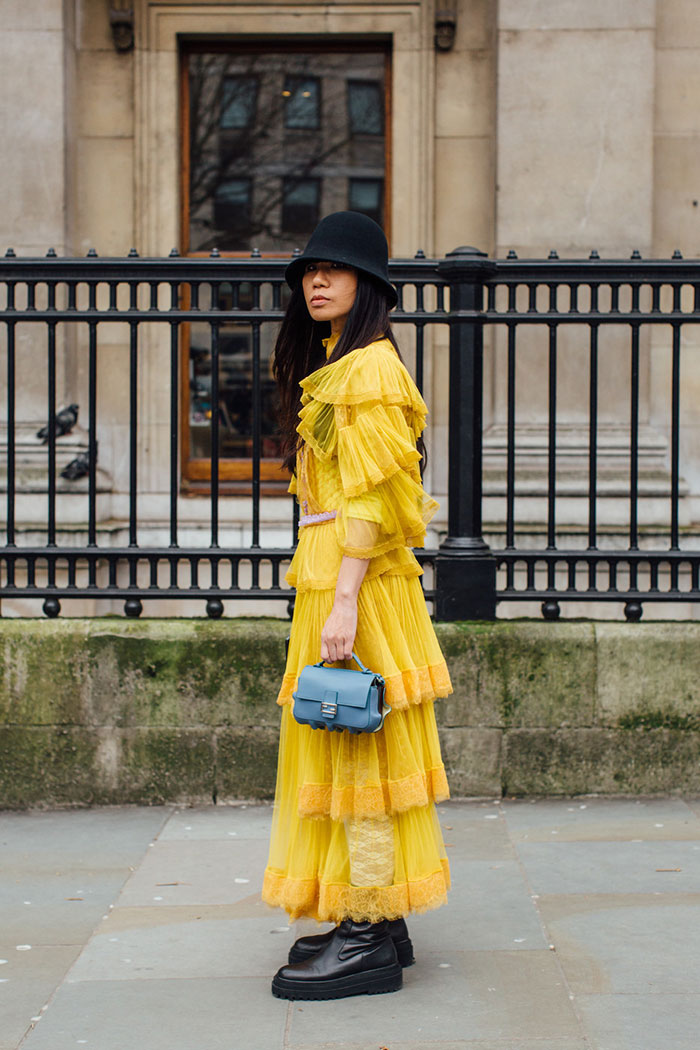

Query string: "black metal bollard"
[434, 247, 497, 621]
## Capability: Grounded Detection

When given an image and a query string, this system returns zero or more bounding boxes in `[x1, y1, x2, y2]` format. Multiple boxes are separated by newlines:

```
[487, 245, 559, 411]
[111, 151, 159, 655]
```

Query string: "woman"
[263, 211, 453, 1001]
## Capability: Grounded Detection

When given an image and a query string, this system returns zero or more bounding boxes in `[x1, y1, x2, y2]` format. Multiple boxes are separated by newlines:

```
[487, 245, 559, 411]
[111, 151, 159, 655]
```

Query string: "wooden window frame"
[179, 37, 392, 492]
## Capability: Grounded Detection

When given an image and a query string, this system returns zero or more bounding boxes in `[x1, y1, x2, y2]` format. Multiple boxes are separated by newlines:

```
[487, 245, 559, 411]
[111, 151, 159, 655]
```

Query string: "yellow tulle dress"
[262, 334, 453, 924]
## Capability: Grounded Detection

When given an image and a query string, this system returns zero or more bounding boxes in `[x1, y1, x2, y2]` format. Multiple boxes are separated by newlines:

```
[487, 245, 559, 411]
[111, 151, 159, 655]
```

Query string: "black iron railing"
[1, 247, 699, 620]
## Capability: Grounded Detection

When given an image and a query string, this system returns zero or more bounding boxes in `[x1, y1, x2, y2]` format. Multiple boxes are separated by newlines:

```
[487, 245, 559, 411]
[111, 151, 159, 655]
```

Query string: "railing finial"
[444, 245, 488, 260]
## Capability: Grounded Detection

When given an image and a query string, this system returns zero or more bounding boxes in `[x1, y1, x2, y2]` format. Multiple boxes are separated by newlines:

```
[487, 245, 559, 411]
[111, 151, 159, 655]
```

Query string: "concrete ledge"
[1, 619, 699, 806]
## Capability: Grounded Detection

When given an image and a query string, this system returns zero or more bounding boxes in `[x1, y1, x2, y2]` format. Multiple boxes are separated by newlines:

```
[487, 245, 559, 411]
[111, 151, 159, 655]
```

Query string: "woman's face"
[302, 260, 358, 334]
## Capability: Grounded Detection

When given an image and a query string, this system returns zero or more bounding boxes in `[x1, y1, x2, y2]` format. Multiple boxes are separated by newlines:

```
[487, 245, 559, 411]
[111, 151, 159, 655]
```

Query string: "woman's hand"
[320, 552, 370, 663]
[320, 594, 358, 663]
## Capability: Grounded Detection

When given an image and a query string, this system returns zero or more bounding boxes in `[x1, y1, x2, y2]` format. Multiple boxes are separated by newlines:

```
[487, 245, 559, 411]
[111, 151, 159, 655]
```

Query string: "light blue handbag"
[291, 651, 390, 734]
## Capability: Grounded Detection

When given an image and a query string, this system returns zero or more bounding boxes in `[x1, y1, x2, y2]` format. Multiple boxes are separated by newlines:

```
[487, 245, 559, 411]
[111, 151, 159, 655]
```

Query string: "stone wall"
[1, 619, 698, 808]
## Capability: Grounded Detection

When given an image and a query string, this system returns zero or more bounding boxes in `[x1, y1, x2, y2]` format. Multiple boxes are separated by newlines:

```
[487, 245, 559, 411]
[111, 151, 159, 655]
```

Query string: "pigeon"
[60, 451, 91, 481]
[36, 403, 79, 443]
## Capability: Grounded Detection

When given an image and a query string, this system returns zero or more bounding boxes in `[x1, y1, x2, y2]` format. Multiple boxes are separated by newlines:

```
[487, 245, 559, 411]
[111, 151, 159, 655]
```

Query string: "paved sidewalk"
[2, 797, 700, 1050]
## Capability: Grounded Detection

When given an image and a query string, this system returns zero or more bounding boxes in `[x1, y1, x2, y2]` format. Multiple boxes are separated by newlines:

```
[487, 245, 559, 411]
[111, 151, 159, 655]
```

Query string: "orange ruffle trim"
[262, 859, 451, 924]
[298, 765, 451, 822]
[276, 660, 453, 711]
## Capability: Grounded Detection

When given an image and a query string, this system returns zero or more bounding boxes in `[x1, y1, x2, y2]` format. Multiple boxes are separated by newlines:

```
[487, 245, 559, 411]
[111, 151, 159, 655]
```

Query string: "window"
[220, 75, 258, 129]
[347, 80, 383, 136]
[282, 178, 320, 234]
[181, 43, 390, 486]
[348, 178, 383, 226]
[283, 75, 321, 130]
[213, 178, 252, 231]
[186, 48, 388, 253]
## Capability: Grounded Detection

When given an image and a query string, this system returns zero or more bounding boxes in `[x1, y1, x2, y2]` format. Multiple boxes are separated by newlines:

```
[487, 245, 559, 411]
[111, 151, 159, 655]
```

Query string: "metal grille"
[486, 253, 700, 620]
[1, 247, 699, 621]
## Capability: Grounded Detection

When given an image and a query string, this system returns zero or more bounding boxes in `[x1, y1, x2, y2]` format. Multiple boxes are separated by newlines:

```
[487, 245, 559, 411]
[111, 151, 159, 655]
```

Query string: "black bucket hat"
[285, 211, 397, 308]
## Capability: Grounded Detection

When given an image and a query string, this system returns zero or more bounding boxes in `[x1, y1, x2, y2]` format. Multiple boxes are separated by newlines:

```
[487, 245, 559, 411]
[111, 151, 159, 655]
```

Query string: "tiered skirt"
[262, 522, 453, 924]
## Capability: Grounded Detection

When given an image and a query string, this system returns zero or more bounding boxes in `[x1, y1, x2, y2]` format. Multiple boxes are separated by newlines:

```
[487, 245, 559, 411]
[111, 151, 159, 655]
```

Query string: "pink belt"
[299, 510, 338, 527]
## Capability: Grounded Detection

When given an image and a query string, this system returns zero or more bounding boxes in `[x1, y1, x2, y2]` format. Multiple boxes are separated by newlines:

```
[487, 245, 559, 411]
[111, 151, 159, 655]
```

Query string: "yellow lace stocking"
[346, 815, 395, 887]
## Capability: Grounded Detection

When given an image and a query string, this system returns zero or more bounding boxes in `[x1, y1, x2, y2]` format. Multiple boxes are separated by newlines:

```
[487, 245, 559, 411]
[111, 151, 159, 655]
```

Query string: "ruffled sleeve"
[300, 339, 439, 559]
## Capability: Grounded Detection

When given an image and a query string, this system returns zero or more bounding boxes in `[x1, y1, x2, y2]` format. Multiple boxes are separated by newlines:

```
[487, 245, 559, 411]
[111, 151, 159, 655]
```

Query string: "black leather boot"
[272, 919, 402, 1000]
[288, 916, 415, 967]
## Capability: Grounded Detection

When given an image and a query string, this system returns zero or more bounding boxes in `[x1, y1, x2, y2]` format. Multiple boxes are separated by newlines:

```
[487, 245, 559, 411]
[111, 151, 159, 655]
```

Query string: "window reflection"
[188, 286, 284, 461]
[220, 76, 259, 129]
[214, 178, 252, 231]
[348, 178, 383, 225]
[187, 49, 387, 253]
[283, 75, 321, 129]
[347, 80, 383, 136]
[282, 178, 321, 234]
[185, 46, 388, 467]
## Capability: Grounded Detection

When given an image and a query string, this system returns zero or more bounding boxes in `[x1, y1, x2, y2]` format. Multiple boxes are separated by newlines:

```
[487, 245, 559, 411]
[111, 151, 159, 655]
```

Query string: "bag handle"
[314, 651, 372, 674]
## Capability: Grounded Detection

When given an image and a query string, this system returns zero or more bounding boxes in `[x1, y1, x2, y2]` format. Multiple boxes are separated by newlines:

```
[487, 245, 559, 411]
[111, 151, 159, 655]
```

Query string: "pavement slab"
[502, 796, 700, 841]
[1, 798, 699, 1050]
[286, 950, 581, 1046]
[17, 976, 289, 1050]
[68, 915, 295, 981]
[114, 837, 270, 907]
[515, 839, 700, 894]
[157, 802, 274, 842]
[409, 859, 547, 951]
[288, 1044, 589, 1050]
[287, 1044, 589, 1050]
[576, 992, 700, 1050]
[0, 945, 82, 1050]
[434, 802, 516, 862]
[538, 898, 700, 994]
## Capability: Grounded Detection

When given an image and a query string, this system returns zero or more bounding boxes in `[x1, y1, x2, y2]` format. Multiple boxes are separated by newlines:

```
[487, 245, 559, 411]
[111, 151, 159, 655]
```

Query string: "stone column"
[0, 2, 116, 575]
[1, 0, 77, 418]
[489, 1, 663, 533]
[432, 0, 497, 506]
[653, 2, 700, 520]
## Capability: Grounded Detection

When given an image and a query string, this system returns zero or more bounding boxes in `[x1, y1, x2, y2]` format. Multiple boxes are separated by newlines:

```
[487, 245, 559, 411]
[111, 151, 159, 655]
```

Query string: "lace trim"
[298, 765, 451, 822]
[287, 558, 423, 592]
[262, 860, 450, 924]
[340, 529, 430, 560]
[277, 660, 453, 710]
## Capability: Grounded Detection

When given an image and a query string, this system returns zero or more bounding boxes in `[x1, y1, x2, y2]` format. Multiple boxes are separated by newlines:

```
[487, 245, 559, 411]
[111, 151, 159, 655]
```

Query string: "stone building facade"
[2, 0, 700, 616]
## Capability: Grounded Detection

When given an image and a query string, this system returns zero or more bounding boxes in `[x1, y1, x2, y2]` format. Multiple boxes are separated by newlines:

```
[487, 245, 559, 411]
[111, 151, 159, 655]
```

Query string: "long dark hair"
[273, 275, 427, 477]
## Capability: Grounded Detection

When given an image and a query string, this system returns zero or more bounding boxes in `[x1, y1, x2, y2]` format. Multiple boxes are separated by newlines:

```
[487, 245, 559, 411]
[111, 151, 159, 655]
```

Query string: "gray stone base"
[0, 618, 699, 806]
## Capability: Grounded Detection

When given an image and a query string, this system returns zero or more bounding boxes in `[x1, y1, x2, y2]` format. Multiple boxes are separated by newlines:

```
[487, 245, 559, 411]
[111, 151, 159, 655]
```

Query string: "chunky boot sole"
[289, 935, 415, 967]
[272, 962, 403, 1001]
